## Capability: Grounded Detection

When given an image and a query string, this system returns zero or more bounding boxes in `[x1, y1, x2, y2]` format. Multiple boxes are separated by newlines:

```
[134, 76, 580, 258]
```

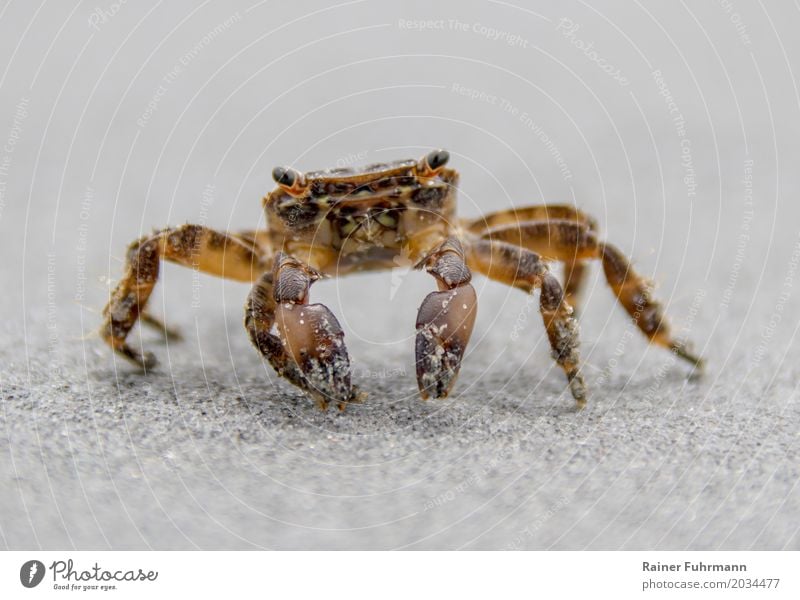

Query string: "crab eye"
[272, 166, 298, 187]
[418, 149, 450, 175]
[426, 149, 449, 170]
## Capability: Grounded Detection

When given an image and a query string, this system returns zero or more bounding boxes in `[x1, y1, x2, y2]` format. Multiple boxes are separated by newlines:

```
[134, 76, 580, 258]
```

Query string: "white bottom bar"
[1, 551, 797, 598]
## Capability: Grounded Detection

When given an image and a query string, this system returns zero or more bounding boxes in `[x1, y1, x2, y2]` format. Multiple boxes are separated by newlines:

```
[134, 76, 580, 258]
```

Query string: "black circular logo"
[20, 560, 45, 588]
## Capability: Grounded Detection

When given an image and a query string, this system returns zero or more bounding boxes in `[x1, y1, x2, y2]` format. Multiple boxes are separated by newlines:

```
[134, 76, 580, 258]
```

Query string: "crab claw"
[415, 284, 477, 399]
[275, 302, 353, 410]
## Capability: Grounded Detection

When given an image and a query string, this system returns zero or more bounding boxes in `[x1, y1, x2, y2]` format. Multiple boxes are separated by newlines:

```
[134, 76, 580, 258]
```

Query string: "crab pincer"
[275, 302, 354, 409]
[272, 253, 356, 410]
[416, 285, 478, 399]
[414, 238, 478, 399]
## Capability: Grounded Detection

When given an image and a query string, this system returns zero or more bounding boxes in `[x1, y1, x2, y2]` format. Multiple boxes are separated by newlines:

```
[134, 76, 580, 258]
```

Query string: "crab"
[101, 149, 703, 410]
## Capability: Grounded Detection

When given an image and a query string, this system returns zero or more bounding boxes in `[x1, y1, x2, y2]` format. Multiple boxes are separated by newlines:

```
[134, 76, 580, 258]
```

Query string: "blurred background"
[0, 0, 798, 549]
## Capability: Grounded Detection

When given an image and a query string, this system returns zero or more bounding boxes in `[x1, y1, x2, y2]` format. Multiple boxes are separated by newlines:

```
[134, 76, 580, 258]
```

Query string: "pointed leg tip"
[117, 344, 158, 372]
[140, 352, 158, 372]
[569, 375, 587, 410]
[336, 388, 367, 411]
[671, 343, 705, 373]
[568, 372, 587, 408]
[103, 328, 159, 372]
[162, 328, 183, 343]
[417, 381, 452, 401]
[141, 313, 183, 342]
[350, 388, 368, 403]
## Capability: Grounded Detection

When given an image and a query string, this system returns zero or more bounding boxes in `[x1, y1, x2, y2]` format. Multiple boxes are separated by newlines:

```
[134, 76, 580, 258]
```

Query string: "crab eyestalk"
[272, 166, 307, 197]
[417, 149, 450, 177]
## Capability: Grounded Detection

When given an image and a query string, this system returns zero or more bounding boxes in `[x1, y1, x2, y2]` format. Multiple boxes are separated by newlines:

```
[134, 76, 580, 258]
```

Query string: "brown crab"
[101, 149, 703, 409]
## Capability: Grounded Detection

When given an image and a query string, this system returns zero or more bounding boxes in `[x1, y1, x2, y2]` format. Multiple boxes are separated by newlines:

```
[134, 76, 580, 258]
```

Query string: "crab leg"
[101, 224, 265, 369]
[562, 259, 591, 316]
[414, 237, 478, 400]
[479, 219, 703, 368]
[462, 203, 598, 234]
[462, 205, 596, 313]
[244, 271, 313, 398]
[246, 252, 356, 410]
[465, 238, 587, 407]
